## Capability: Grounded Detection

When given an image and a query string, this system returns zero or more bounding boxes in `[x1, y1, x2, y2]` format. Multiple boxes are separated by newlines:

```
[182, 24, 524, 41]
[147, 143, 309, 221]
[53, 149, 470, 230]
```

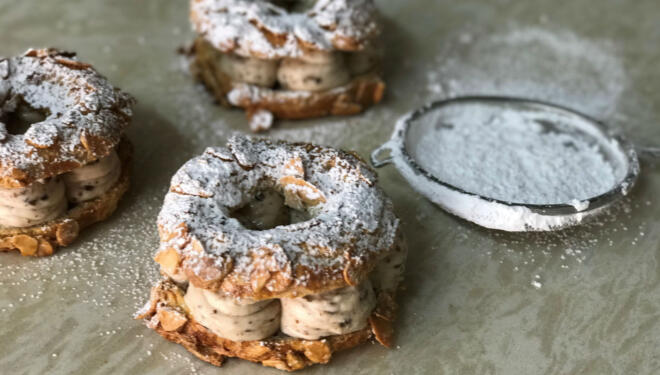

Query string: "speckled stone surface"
[1, 1, 660, 374]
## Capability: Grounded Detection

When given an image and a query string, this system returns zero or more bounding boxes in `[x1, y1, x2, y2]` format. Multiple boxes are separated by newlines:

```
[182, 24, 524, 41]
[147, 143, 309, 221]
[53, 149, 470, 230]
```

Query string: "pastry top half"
[155, 136, 401, 300]
[190, 0, 381, 60]
[0, 48, 134, 188]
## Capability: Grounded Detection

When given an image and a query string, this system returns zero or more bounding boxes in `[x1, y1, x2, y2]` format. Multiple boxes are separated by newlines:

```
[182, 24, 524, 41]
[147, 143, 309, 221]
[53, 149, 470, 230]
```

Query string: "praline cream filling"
[371, 243, 407, 293]
[0, 150, 121, 228]
[184, 283, 281, 341]
[281, 280, 376, 340]
[216, 48, 379, 92]
[183, 280, 377, 342]
[0, 177, 67, 227]
[63, 150, 121, 203]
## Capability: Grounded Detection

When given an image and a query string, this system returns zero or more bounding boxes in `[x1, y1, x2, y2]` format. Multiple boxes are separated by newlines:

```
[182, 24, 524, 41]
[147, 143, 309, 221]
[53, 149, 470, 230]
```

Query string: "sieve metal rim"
[372, 96, 640, 221]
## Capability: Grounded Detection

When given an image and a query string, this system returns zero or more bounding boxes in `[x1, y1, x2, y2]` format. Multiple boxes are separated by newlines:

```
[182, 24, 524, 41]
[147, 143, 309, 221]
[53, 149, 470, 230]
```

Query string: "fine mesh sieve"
[370, 96, 653, 232]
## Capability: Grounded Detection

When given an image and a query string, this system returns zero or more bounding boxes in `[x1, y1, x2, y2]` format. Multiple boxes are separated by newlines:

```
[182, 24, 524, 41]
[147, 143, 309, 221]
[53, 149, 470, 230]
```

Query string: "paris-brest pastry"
[190, 0, 385, 131]
[137, 136, 406, 371]
[0, 49, 133, 256]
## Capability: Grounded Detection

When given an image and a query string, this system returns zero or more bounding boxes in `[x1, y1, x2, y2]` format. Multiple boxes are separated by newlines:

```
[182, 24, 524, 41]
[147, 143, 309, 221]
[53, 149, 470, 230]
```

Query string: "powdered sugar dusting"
[158, 136, 399, 297]
[0, 49, 134, 186]
[190, 0, 380, 59]
[423, 26, 627, 120]
[413, 101, 620, 205]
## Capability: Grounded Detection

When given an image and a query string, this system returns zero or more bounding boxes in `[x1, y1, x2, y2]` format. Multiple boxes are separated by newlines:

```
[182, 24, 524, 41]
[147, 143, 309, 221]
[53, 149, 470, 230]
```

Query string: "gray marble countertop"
[1, 1, 659, 374]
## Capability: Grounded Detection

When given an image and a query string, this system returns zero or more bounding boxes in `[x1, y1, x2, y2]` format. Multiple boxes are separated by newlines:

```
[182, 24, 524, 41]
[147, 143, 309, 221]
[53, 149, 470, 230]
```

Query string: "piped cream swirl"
[63, 150, 121, 203]
[184, 283, 281, 341]
[0, 149, 121, 228]
[281, 281, 376, 340]
[277, 52, 351, 92]
[0, 177, 67, 227]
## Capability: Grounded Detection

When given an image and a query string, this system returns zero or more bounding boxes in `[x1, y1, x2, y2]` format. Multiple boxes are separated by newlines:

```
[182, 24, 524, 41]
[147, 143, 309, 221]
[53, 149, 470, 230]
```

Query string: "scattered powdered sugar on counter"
[0, 195, 162, 312]
[412, 102, 620, 205]
[423, 26, 627, 120]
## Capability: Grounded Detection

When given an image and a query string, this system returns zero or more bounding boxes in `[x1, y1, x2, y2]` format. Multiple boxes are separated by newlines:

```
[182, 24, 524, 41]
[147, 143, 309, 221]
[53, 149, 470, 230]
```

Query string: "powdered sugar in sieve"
[372, 97, 641, 231]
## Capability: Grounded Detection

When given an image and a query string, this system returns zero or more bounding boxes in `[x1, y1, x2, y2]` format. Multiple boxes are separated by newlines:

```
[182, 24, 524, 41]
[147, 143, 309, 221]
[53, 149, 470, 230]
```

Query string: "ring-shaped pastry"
[139, 136, 406, 371]
[190, 0, 385, 131]
[0, 49, 134, 256]
[156, 136, 399, 298]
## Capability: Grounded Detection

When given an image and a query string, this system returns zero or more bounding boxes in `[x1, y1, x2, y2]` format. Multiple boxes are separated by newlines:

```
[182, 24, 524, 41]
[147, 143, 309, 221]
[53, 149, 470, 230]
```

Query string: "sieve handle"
[370, 141, 395, 168]
[636, 145, 660, 162]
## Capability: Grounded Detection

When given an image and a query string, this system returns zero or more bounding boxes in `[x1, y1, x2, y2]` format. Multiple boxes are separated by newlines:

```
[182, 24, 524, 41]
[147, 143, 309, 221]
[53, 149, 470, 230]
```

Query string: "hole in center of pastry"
[231, 189, 312, 230]
[271, 0, 316, 13]
[0, 94, 48, 135]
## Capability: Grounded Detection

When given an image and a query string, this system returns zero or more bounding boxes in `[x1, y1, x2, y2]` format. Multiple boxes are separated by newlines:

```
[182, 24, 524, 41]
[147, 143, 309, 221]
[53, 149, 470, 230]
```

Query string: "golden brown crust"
[155, 207, 398, 301]
[191, 38, 385, 131]
[154, 137, 401, 301]
[0, 138, 132, 256]
[137, 279, 397, 371]
[156, 220, 371, 300]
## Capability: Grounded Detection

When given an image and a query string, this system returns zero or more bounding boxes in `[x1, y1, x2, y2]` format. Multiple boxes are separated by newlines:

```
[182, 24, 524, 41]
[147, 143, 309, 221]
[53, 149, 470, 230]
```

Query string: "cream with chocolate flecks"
[184, 283, 281, 341]
[219, 53, 279, 87]
[63, 150, 121, 203]
[277, 54, 351, 92]
[0, 177, 66, 227]
[280, 281, 376, 340]
[372, 233, 407, 293]
[230, 189, 290, 230]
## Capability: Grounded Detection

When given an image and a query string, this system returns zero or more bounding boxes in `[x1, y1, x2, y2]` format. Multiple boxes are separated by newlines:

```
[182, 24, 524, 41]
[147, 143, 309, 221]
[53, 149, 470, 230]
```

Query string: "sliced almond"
[12, 235, 38, 256]
[24, 123, 58, 149]
[303, 341, 332, 363]
[285, 352, 306, 371]
[261, 359, 289, 371]
[242, 344, 270, 358]
[278, 176, 326, 211]
[156, 305, 188, 332]
[80, 131, 110, 155]
[342, 251, 364, 286]
[36, 240, 54, 257]
[154, 247, 181, 274]
[249, 245, 293, 294]
[369, 314, 394, 348]
[158, 222, 188, 243]
[184, 252, 234, 291]
[54, 57, 91, 70]
[55, 219, 79, 246]
[282, 156, 304, 178]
